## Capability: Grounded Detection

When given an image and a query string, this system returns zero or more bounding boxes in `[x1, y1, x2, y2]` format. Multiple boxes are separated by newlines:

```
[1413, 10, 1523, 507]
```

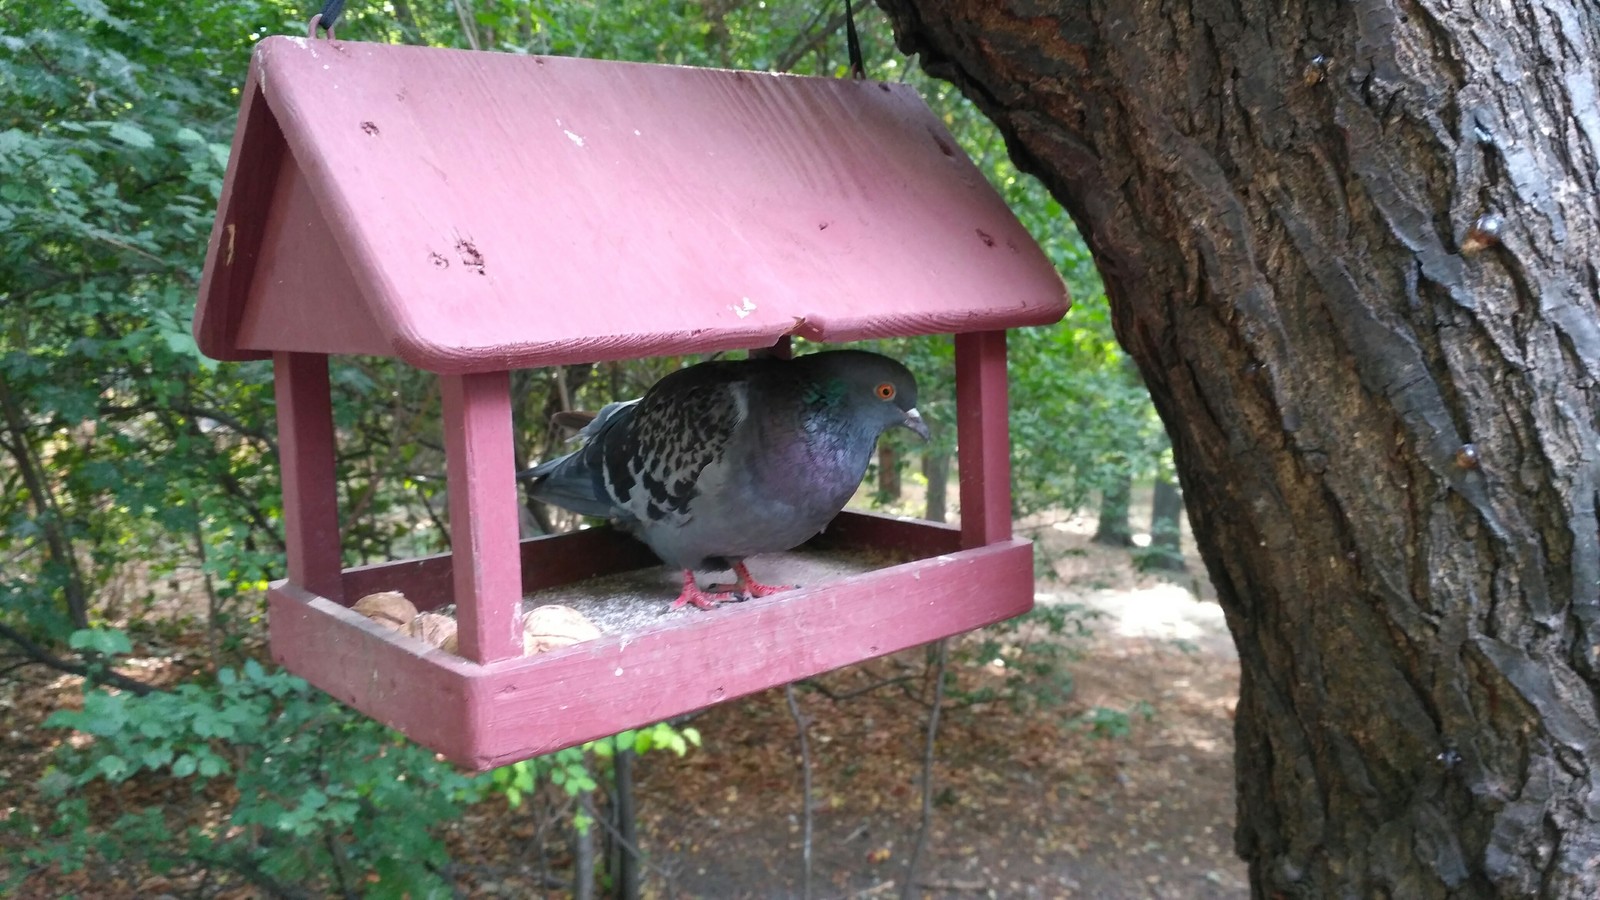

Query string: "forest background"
[0, 1, 1192, 895]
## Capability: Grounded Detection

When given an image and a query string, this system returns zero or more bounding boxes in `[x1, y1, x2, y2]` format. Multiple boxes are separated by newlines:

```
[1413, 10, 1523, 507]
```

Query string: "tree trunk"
[1092, 471, 1132, 547]
[876, 442, 903, 504]
[880, 1, 1600, 896]
[922, 451, 949, 522]
[1148, 472, 1185, 573]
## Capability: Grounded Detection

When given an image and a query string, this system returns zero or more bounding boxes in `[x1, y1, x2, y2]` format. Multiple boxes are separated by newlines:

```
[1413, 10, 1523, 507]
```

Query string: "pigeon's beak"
[901, 407, 930, 440]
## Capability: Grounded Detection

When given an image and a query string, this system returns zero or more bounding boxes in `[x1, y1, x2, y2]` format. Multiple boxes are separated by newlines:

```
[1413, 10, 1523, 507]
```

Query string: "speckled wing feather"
[599, 361, 754, 527]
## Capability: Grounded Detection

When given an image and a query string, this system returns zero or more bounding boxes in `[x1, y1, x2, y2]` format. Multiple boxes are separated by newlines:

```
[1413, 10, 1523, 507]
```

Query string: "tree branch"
[576, 793, 681, 890]
[97, 403, 279, 457]
[0, 622, 159, 696]
[799, 673, 913, 702]
[0, 373, 91, 629]
[774, 9, 851, 73]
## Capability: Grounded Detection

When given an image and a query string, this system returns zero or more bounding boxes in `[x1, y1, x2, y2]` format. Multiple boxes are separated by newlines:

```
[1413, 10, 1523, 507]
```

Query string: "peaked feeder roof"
[195, 37, 1069, 372]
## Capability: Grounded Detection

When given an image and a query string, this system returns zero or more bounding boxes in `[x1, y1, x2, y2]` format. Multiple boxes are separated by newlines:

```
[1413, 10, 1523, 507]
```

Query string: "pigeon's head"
[803, 350, 929, 440]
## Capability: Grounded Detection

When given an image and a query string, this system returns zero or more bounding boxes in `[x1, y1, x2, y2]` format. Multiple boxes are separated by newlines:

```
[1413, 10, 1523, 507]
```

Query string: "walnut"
[410, 612, 458, 654]
[352, 591, 418, 634]
[522, 605, 602, 656]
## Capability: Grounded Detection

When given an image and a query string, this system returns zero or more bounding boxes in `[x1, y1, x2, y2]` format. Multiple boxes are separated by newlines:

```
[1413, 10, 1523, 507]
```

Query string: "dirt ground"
[2, 504, 1247, 898]
[620, 510, 1248, 899]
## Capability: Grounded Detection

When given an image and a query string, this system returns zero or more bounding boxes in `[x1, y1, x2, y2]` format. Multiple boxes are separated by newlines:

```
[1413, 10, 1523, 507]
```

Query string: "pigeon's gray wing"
[520, 399, 640, 518]
[600, 363, 753, 528]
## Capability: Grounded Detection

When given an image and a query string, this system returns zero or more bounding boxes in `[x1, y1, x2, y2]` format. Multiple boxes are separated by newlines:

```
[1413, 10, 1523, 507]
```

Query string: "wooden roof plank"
[197, 38, 1068, 372]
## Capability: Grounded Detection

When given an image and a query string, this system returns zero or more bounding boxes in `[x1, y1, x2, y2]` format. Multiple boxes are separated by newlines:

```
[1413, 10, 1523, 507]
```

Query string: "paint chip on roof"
[565, 130, 585, 147]
[731, 297, 757, 318]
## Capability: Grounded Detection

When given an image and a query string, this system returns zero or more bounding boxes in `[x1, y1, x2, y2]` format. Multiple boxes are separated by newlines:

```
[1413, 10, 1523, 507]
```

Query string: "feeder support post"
[272, 352, 345, 602]
[955, 330, 1012, 549]
[441, 371, 524, 664]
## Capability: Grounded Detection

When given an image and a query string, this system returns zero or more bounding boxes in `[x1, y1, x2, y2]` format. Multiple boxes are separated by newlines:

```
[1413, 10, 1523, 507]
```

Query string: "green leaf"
[66, 0, 132, 30]
[76, 691, 129, 737]
[107, 121, 155, 149]
[95, 754, 130, 781]
[43, 709, 90, 731]
[67, 628, 132, 656]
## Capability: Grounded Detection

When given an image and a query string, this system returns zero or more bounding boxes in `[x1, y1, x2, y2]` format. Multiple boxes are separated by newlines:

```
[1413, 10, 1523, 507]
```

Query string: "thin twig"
[0, 659, 46, 679]
[193, 524, 223, 667]
[454, 0, 480, 50]
[773, 7, 848, 72]
[532, 785, 552, 891]
[416, 480, 452, 548]
[901, 639, 950, 899]
[324, 834, 360, 899]
[87, 229, 178, 271]
[440, 860, 568, 889]
[576, 794, 681, 890]
[173, 404, 280, 456]
[785, 684, 814, 900]
[800, 673, 914, 703]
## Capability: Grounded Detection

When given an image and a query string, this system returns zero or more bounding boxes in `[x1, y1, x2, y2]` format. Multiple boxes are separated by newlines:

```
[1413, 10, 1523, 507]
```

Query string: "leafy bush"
[3, 0, 1160, 892]
[17, 642, 478, 896]
[1073, 701, 1157, 740]
[6, 629, 705, 896]
[950, 603, 1102, 710]
[487, 721, 701, 826]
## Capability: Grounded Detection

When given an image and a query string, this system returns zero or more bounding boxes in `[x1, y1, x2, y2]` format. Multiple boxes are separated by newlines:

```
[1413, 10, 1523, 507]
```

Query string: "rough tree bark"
[879, 1, 1600, 897]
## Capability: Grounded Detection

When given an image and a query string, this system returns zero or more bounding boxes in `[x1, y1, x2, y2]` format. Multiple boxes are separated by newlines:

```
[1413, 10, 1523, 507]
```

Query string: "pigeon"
[520, 350, 928, 610]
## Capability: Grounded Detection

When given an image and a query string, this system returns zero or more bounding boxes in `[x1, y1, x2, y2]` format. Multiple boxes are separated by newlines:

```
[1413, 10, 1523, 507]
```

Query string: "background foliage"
[0, 0, 1162, 893]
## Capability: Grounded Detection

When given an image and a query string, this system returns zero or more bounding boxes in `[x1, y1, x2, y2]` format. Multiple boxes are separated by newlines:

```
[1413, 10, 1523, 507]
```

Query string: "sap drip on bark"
[1304, 54, 1331, 85]
[1462, 213, 1504, 253]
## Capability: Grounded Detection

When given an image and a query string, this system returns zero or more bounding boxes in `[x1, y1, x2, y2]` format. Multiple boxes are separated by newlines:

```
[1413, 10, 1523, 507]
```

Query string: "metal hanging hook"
[844, 0, 865, 79]
[307, 0, 347, 40]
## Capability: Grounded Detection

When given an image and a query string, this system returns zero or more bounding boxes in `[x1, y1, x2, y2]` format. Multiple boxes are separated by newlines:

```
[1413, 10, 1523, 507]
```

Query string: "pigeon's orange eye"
[876, 383, 896, 400]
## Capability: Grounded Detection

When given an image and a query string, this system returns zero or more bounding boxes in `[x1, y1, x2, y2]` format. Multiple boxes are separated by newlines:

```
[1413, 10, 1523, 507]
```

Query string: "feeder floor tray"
[521, 544, 910, 636]
[268, 510, 1033, 769]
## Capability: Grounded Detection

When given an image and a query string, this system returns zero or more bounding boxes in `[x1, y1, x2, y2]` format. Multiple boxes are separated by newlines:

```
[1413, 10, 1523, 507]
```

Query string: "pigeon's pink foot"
[732, 561, 794, 598]
[670, 571, 737, 611]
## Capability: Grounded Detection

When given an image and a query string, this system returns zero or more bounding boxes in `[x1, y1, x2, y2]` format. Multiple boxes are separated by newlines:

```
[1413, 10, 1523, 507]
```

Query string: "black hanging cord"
[844, 0, 865, 79]
[309, 0, 347, 38]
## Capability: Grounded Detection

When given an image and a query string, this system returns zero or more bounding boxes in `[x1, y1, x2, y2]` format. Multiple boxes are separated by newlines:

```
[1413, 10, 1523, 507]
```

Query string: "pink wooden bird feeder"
[194, 36, 1069, 770]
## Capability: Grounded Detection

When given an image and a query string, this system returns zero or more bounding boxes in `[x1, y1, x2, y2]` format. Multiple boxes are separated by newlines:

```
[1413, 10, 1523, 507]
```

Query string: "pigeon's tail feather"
[519, 399, 639, 518]
[523, 458, 616, 517]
